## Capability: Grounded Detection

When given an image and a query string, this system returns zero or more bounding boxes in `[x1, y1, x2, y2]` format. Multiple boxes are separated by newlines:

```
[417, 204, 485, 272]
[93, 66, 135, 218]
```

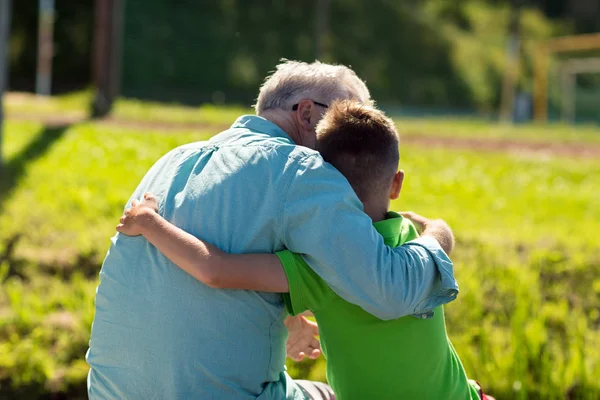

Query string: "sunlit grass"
[396, 117, 600, 144]
[5, 91, 249, 126]
[1, 105, 599, 399]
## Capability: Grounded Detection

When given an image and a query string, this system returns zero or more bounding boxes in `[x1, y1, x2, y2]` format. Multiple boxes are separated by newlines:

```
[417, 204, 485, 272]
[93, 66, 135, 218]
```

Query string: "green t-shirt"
[278, 212, 480, 400]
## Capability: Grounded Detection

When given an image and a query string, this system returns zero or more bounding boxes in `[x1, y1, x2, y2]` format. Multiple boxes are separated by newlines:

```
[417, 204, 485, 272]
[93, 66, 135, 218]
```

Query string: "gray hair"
[254, 59, 372, 115]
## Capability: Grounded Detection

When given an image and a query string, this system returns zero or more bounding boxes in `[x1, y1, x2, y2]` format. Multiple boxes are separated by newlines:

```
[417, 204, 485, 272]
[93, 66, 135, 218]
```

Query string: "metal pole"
[0, 0, 12, 168]
[499, 0, 521, 123]
[36, 0, 54, 96]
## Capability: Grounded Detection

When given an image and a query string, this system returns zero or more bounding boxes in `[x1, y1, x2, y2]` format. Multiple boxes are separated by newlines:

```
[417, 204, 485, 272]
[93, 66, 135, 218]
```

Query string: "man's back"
[87, 118, 307, 399]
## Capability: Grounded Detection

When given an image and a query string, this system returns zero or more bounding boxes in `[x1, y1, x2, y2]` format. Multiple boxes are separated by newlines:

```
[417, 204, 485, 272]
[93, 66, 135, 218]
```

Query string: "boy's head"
[315, 100, 404, 221]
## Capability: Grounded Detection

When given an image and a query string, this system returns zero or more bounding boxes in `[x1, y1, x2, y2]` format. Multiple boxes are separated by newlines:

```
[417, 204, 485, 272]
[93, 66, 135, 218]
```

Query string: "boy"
[117, 101, 489, 399]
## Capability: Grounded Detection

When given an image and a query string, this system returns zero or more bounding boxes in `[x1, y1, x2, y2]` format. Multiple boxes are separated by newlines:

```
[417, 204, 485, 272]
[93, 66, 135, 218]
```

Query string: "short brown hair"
[316, 100, 399, 202]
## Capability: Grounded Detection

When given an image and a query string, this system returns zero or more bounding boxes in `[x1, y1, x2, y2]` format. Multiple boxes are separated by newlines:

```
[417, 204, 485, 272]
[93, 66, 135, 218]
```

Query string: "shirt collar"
[231, 115, 294, 142]
[372, 211, 404, 246]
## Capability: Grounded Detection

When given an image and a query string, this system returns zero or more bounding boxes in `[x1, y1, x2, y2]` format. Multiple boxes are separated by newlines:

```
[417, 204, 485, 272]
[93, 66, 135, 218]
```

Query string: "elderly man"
[86, 60, 458, 400]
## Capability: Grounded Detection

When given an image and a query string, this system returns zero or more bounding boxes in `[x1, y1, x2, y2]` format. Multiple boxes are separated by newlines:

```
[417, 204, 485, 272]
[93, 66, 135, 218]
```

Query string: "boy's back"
[278, 212, 480, 400]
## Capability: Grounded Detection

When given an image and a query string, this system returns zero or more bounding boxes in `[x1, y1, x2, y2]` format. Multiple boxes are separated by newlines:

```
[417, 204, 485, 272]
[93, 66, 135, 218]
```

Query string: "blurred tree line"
[7, 0, 600, 112]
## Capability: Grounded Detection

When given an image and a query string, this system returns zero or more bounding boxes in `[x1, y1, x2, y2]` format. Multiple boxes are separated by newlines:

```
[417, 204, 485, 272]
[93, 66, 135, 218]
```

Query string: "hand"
[116, 193, 159, 236]
[400, 211, 454, 255]
[399, 211, 429, 233]
[284, 315, 321, 362]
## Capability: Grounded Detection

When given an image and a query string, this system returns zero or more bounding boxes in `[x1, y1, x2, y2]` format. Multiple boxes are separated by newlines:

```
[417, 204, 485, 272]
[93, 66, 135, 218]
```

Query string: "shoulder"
[285, 146, 326, 171]
[156, 140, 213, 164]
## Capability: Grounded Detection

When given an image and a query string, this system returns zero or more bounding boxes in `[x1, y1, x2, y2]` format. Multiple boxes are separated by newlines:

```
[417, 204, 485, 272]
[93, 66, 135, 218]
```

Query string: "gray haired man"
[86, 60, 457, 399]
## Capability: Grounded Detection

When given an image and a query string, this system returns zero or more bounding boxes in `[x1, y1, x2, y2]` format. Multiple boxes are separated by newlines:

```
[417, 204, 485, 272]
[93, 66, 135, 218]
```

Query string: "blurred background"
[0, 1, 599, 399]
[4, 0, 600, 121]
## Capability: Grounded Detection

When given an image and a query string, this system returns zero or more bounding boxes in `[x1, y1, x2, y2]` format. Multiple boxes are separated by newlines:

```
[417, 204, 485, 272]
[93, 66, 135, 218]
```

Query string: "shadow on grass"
[0, 123, 74, 276]
[0, 123, 72, 210]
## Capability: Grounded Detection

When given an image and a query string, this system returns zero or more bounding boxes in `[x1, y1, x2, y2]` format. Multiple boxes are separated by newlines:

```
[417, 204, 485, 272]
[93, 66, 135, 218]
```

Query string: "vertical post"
[314, 0, 331, 60]
[0, 0, 12, 168]
[499, 0, 521, 123]
[109, 0, 124, 103]
[533, 44, 549, 122]
[92, 0, 124, 118]
[560, 65, 576, 123]
[36, 0, 55, 96]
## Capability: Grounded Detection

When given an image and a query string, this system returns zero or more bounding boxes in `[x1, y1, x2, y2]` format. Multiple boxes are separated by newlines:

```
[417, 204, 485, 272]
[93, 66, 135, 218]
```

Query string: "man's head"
[255, 60, 371, 149]
[316, 100, 404, 221]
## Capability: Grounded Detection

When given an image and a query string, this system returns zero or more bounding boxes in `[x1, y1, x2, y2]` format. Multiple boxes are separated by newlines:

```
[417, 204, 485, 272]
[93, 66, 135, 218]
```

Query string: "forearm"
[422, 219, 454, 255]
[137, 211, 289, 292]
[209, 252, 289, 292]
[137, 211, 225, 285]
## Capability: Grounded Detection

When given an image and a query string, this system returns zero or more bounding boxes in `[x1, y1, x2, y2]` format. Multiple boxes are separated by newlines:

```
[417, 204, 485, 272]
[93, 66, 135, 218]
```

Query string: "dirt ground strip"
[7, 112, 600, 159]
[401, 134, 600, 159]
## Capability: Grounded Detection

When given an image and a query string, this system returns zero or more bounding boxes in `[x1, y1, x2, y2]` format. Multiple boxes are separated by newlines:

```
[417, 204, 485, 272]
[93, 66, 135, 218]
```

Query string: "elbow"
[193, 255, 226, 289]
[371, 285, 424, 320]
[200, 268, 225, 288]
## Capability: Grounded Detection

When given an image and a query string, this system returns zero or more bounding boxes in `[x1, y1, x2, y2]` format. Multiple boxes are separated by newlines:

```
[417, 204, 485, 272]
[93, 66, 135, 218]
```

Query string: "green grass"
[6, 91, 600, 144]
[397, 117, 600, 144]
[5, 91, 249, 126]
[1, 112, 599, 399]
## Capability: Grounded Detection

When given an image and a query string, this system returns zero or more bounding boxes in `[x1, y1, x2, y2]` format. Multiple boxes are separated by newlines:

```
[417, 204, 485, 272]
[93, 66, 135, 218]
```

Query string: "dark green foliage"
[9, 1, 567, 112]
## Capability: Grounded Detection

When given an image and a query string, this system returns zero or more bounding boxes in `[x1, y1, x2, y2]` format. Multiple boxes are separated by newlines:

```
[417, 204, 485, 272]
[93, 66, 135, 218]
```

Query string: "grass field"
[8, 91, 600, 144]
[1, 97, 599, 399]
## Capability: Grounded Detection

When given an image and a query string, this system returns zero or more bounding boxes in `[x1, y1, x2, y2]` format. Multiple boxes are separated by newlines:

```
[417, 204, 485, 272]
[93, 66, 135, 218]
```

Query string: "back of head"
[315, 101, 399, 202]
[254, 59, 372, 115]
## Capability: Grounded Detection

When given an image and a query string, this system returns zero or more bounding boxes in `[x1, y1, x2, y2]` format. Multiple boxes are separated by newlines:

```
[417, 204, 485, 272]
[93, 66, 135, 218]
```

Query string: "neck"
[363, 198, 389, 223]
[259, 110, 302, 144]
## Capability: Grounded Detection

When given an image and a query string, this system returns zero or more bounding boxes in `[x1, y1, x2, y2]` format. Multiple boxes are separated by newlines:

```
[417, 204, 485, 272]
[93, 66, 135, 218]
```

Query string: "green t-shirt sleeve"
[276, 250, 333, 316]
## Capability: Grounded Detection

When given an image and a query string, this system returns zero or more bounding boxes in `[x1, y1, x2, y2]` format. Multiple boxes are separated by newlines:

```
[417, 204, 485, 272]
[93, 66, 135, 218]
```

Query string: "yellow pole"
[533, 33, 600, 123]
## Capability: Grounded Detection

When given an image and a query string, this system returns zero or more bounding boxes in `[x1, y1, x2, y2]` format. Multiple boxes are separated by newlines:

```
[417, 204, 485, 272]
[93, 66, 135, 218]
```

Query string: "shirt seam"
[278, 153, 319, 245]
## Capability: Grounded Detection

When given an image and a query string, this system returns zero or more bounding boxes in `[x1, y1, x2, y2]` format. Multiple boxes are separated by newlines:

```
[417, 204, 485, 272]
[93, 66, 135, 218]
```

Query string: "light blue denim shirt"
[86, 115, 458, 400]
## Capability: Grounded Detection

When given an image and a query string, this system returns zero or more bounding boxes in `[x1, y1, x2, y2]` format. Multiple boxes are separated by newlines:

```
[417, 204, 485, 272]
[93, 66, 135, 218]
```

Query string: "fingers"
[399, 211, 420, 221]
[130, 193, 157, 210]
[286, 335, 322, 362]
[308, 319, 319, 336]
[399, 211, 428, 231]
[288, 345, 321, 361]
[307, 348, 321, 360]
[406, 213, 427, 225]
[311, 337, 321, 351]
[144, 192, 157, 201]
[142, 192, 159, 212]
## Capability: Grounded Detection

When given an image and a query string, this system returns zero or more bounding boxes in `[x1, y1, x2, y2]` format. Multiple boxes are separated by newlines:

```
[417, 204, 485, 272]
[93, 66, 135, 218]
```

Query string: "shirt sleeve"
[277, 250, 334, 316]
[280, 154, 459, 320]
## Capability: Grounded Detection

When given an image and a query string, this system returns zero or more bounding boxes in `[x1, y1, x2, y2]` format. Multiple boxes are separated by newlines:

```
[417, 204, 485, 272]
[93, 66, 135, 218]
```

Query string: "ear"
[295, 100, 315, 130]
[389, 170, 404, 200]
